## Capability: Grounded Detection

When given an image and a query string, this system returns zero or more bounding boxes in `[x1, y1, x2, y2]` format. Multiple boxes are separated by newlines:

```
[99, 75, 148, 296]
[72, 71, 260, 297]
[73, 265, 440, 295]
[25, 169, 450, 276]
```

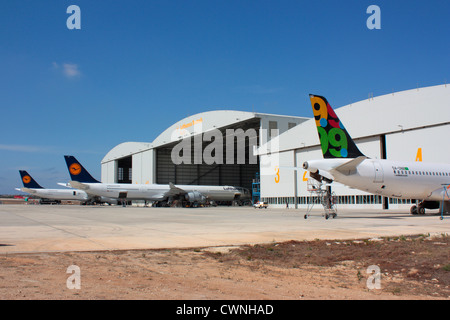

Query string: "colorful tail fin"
[309, 94, 365, 159]
[19, 170, 43, 189]
[64, 155, 100, 183]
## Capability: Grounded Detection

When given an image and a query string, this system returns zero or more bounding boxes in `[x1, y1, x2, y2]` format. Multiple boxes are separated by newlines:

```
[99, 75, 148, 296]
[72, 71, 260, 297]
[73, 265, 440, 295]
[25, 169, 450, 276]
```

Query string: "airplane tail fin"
[19, 170, 44, 189]
[64, 155, 100, 183]
[309, 94, 365, 159]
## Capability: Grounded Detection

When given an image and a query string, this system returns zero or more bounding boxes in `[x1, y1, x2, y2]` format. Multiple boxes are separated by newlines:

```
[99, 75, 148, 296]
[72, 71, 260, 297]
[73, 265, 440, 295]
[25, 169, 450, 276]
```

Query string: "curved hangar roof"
[102, 110, 307, 164]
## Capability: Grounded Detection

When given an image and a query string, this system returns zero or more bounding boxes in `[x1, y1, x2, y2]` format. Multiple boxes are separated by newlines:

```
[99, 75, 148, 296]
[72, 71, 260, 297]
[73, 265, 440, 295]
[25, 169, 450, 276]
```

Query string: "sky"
[1, 0, 449, 194]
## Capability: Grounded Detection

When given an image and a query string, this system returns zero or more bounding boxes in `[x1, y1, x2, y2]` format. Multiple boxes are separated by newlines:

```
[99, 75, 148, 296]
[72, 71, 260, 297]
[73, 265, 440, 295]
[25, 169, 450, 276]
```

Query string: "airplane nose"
[303, 161, 309, 170]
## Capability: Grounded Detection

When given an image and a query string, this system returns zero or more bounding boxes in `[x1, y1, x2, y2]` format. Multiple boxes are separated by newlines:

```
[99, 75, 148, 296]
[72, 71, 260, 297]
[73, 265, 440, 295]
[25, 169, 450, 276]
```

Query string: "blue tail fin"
[19, 170, 44, 189]
[64, 155, 100, 183]
[309, 94, 365, 159]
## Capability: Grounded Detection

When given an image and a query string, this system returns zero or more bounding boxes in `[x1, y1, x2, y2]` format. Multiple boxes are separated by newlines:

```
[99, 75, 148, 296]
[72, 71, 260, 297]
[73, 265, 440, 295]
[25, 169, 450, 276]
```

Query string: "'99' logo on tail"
[311, 95, 349, 158]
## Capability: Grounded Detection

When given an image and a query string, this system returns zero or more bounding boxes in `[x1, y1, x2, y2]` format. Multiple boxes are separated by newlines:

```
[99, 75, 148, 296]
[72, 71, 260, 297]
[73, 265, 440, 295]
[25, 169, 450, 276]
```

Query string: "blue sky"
[1, 0, 449, 194]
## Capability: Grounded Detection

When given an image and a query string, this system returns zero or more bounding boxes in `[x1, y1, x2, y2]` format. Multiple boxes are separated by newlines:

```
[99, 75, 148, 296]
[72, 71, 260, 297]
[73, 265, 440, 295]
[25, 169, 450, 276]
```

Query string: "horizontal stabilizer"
[332, 156, 367, 176]
[279, 166, 301, 171]
[21, 187, 37, 194]
[69, 181, 90, 191]
[57, 182, 72, 188]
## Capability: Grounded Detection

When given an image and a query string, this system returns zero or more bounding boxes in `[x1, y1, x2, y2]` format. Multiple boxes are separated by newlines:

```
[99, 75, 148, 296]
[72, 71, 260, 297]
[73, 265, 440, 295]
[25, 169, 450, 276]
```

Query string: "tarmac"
[0, 204, 449, 254]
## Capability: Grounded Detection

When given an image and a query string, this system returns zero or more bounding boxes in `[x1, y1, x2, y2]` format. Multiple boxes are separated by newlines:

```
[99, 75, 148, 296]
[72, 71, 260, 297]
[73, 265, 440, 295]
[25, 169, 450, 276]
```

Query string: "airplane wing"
[69, 181, 90, 190]
[426, 184, 450, 200]
[331, 156, 367, 176]
[163, 182, 187, 197]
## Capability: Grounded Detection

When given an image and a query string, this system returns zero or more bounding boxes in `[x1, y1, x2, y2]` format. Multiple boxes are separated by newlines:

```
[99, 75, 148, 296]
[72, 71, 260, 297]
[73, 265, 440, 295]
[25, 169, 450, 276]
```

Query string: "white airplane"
[16, 170, 119, 205]
[16, 170, 90, 204]
[302, 94, 450, 215]
[64, 155, 250, 206]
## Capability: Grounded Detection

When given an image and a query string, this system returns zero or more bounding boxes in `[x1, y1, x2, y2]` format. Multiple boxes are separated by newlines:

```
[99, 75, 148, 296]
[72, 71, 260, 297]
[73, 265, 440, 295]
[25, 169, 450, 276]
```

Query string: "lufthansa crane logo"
[69, 163, 82, 175]
[22, 175, 31, 184]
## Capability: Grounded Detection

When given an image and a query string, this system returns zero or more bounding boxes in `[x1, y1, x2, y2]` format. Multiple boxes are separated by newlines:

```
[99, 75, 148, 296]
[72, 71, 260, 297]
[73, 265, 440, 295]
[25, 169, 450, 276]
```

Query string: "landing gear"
[324, 212, 337, 220]
[418, 206, 425, 215]
[410, 205, 425, 215]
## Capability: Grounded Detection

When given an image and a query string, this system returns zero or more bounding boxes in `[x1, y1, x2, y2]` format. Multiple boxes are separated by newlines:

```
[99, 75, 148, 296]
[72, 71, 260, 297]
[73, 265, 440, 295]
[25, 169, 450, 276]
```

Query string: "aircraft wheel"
[418, 206, 425, 215]
[410, 205, 418, 215]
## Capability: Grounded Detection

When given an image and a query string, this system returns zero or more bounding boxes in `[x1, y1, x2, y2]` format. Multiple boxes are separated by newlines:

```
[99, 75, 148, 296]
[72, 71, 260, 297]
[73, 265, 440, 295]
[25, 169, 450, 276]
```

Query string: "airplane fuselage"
[20, 188, 90, 201]
[71, 182, 250, 202]
[304, 158, 450, 201]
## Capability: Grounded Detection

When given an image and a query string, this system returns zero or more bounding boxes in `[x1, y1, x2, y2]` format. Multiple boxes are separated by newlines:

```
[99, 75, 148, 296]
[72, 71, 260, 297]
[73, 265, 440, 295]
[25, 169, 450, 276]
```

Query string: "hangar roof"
[102, 109, 308, 163]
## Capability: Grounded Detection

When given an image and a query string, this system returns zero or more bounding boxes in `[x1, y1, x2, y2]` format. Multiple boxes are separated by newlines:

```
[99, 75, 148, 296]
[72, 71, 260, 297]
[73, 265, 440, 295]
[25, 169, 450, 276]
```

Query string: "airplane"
[16, 170, 90, 204]
[16, 170, 119, 205]
[302, 94, 450, 216]
[64, 155, 250, 206]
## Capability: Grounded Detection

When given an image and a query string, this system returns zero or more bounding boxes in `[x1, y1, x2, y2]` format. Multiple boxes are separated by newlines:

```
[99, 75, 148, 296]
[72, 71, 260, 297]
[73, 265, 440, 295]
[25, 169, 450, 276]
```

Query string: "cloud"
[52, 62, 81, 79]
[63, 63, 81, 78]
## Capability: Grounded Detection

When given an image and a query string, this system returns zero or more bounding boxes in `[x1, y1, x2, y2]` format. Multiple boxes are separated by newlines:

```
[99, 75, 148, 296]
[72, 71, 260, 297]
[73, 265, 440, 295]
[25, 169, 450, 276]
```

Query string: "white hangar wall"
[386, 125, 449, 163]
[260, 84, 450, 209]
[102, 142, 153, 184]
[131, 149, 155, 185]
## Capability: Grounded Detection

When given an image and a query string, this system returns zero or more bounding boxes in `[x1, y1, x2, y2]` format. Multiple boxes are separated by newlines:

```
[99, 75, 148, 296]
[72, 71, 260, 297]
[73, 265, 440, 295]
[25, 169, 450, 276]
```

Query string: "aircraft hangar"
[101, 110, 308, 201]
[101, 84, 450, 209]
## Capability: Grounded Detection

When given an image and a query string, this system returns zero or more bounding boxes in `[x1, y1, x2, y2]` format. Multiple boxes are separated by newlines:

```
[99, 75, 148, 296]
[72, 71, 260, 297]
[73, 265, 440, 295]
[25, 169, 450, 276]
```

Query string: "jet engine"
[99, 196, 118, 205]
[185, 191, 206, 203]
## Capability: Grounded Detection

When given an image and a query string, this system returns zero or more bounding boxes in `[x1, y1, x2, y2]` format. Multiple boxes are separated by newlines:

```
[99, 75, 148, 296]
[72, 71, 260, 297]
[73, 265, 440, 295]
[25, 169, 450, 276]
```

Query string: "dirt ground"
[0, 234, 449, 300]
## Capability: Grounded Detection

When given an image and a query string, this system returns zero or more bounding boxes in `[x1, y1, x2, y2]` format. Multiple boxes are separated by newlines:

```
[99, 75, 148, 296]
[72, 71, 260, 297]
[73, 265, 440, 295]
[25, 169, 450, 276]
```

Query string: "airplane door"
[373, 161, 384, 183]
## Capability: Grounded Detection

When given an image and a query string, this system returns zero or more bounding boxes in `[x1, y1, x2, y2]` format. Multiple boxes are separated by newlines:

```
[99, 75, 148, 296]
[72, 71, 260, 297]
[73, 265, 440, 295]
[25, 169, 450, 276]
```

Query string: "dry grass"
[205, 234, 450, 298]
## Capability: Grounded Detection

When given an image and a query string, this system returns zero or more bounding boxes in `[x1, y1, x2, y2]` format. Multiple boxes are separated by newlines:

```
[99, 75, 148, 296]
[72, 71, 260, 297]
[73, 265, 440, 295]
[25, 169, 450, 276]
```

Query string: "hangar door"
[116, 156, 132, 183]
[155, 120, 260, 191]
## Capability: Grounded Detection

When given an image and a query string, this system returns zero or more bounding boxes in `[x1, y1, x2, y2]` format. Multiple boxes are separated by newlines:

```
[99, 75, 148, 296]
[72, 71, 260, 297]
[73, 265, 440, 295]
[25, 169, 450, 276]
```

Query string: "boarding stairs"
[304, 179, 337, 219]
